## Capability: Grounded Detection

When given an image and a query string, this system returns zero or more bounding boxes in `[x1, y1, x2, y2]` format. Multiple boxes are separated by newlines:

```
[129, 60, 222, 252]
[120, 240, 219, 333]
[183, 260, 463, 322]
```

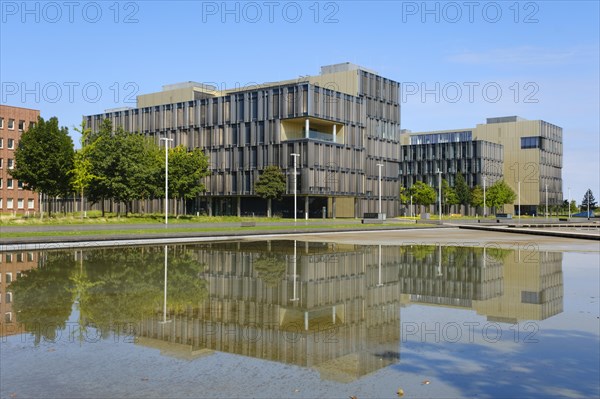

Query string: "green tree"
[409, 181, 437, 212]
[167, 145, 209, 216]
[442, 179, 459, 214]
[570, 200, 578, 214]
[9, 117, 74, 216]
[455, 172, 471, 213]
[70, 121, 97, 219]
[581, 189, 597, 212]
[255, 165, 287, 217]
[486, 180, 516, 212]
[87, 120, 162, 216]
[470, 185, 484, 209]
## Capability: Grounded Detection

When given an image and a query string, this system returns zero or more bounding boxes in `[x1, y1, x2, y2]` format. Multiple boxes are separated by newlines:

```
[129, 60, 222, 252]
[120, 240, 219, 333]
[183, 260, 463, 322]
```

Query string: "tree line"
[10, 117, 209, 216]
[401, 172, 517, 215]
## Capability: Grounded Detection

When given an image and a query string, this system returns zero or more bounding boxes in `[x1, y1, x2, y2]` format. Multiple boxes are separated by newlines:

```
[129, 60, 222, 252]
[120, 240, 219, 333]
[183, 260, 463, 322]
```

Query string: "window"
[18, 120, 25, 131]
[28, 199, 34, 209]
[16, 253, 23, 262]
[0, 178, 2, 189]
[29, 121, 35, 130]
[0, 138, 3, 148]
[8, 119, 14, 130]
[17, 180, 23, 189]
[5, 273, 12, 283]
[7, 179, 13, 189]
[8, 159, 14, 169]
[27, 252, 34, 261]
[4, 312, 12, 323]
[521, 136, 541, 149]
[5, 254, 12, 263]
[7, 198, 13, 209]
[0, 199, 3, 208]
[7, 138, 14, 149]
[17, 198, 24, 209]
[0, 117, 4, 128]
[0, 158, 3, 168]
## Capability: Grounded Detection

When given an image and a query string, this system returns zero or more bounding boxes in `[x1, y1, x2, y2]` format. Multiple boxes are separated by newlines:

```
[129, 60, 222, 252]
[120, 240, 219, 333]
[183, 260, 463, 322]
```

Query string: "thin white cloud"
[447, 45, 598, 66]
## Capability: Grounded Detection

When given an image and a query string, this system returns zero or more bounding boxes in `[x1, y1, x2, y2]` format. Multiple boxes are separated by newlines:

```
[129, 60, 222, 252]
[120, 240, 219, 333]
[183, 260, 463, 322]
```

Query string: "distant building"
[0, 105, 40, 214]
[87, 63, 402, 218]
[402, 116, 563, 215]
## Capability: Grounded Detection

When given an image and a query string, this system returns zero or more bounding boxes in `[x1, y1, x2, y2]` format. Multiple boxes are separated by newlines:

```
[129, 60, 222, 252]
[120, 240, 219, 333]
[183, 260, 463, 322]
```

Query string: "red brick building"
[0, 105, 40, 214]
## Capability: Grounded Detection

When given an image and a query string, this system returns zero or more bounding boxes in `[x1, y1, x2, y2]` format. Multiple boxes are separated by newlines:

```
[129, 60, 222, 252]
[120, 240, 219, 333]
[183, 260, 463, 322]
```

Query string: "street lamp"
[436, 169, 442, 222]
[377, 163, 383, 215]
[410, 195, 413, 218]
[291, 153, 300, 222]
[160, 137, 174, 225]
[545, 184, 548, 219]
[483, 176, 487, 218]
[568, 187, 571, 219]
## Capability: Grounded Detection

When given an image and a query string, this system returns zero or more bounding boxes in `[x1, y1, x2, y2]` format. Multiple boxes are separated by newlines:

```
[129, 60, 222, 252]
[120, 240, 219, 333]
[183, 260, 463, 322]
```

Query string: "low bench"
[362, 219, 384, 224]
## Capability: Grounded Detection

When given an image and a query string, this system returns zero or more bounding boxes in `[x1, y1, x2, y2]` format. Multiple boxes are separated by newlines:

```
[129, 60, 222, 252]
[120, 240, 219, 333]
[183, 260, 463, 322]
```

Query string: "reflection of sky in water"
[0, 243, 598, 398]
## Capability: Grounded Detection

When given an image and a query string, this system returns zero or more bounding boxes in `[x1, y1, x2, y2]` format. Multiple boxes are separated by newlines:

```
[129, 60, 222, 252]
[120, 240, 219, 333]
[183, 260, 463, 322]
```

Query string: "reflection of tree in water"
[253, 253, 287, 287]
[78, 247, 208, 332]
[9, 251, 76, 345]
[9, 247, 207, 342]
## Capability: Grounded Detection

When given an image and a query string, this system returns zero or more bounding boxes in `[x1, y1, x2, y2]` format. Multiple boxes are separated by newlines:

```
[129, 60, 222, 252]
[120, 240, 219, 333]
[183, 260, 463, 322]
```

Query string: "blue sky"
[1, 1, 598, 202]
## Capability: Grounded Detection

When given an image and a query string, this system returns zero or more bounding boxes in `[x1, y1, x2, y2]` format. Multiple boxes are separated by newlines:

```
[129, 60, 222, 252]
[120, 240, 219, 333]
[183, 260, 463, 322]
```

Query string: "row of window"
[0, 198, 35, 209]
[1, 253, 35, 264]
[0, 138, 16, 149]
[0, 178, 24, 189]
[0, 158, 14, 169]
[0, 117, 33, 131]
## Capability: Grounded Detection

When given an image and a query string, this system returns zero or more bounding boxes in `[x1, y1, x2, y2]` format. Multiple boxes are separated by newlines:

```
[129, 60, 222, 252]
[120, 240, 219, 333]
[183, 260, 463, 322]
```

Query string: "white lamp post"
[377, 163, 383, 215]
[437, 169, 442, 221]
[587, 190, 590, 220]
[568, 187, 571, 219]
[160, 137, 174, 225]
[410, 195, 413, 218]
[545, 184, 548, 219]
[483, 176, 487, 218]
[291, 153, 299, 222]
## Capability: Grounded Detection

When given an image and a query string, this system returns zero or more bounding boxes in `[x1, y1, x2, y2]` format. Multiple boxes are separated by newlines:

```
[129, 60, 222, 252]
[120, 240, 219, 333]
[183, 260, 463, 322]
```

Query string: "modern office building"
[86, 63, 402, 218]
[0, 105, 40, 214]
[403, 116, 563, 215]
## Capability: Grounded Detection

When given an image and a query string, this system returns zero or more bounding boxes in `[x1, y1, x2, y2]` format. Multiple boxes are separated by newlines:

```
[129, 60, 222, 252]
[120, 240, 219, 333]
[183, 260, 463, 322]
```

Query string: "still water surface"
[1, 241, 598, 398]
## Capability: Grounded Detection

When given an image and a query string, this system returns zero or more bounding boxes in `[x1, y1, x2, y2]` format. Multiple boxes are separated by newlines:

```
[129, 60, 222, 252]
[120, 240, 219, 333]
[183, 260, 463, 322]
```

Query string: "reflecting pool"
[1, 241, 598, 398]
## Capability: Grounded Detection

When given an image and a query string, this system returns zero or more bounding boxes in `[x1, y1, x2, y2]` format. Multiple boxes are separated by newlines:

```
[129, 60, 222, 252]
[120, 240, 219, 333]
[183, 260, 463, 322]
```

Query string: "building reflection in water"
[1, 242, 564, 382]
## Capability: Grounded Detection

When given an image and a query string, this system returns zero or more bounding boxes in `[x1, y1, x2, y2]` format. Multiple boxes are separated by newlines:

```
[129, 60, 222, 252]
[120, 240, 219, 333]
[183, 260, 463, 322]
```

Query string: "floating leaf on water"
[397, 388, 404, 396]
[422, 380, 430, 385]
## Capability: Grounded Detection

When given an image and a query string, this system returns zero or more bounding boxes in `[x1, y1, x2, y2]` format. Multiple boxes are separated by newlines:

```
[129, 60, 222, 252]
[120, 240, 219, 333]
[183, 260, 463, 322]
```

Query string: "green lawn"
[0, 212, 283, 226]
[0, 222, 432, 239]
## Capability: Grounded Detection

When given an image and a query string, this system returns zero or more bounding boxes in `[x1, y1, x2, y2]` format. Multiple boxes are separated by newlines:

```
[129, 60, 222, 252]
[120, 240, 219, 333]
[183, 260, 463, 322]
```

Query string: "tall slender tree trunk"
[267, 198, 272, 218]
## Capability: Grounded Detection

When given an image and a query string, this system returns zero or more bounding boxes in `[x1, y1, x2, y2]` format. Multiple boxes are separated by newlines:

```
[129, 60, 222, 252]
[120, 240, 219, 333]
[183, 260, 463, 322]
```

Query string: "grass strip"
[1, 223, 434, 239]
